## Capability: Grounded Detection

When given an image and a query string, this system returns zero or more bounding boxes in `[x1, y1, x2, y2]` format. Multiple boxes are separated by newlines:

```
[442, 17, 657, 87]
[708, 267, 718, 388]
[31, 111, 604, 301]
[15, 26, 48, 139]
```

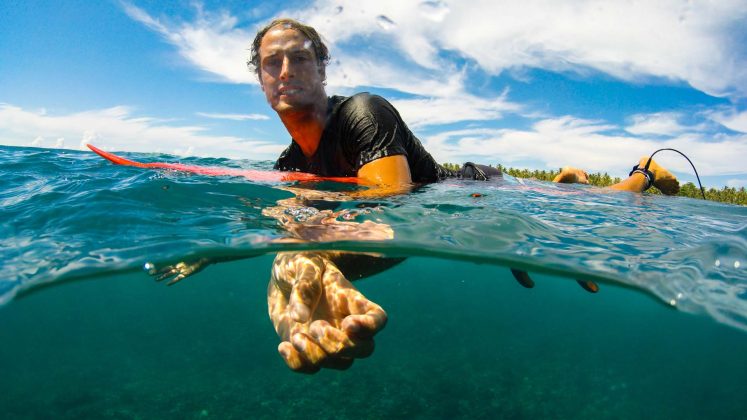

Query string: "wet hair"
[248, 18, 330, 81]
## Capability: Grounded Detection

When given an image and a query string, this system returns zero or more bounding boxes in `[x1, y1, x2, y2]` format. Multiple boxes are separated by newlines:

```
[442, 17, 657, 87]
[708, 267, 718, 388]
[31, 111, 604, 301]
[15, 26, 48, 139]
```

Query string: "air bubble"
[715, 259, 721, 267]
[735, 261, 741, 269]
[144, 262, 156, 274]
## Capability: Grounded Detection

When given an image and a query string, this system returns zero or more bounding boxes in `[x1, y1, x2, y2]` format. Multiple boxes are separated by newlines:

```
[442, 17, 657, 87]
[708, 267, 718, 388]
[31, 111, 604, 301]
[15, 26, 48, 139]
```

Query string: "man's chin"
[273, 101, 312, 114]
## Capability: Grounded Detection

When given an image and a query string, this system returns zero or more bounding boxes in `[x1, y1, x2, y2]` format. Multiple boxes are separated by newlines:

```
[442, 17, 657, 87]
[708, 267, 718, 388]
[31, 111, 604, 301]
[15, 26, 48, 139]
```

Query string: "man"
[250, 18, 679, 193]
[244, 18, 681, 373]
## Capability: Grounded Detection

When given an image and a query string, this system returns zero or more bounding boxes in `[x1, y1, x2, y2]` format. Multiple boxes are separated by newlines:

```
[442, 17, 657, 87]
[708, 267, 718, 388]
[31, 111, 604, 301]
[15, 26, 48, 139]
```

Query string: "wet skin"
[268, 252, 387, 373]
[258, 27, 327, 116]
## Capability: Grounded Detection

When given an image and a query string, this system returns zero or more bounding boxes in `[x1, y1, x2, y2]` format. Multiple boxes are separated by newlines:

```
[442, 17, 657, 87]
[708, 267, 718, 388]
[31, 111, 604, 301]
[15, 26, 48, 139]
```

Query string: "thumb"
[288, 257, 324, 323]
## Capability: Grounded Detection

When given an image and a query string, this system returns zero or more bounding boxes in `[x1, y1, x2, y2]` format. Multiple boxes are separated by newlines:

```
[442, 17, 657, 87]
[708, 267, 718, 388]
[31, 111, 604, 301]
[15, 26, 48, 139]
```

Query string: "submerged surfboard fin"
[511, 269, 535, 288]
[511, 268, 600, 293]
[576, 279, 600, 293]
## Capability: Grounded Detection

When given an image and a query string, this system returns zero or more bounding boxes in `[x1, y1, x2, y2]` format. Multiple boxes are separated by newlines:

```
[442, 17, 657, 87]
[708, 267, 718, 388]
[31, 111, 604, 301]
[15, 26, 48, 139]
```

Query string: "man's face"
[258, 27, 326, 114]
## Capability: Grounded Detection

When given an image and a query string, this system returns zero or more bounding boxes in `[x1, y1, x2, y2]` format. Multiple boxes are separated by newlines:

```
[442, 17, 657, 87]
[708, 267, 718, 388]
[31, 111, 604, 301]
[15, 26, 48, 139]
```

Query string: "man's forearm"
[324, 251, 405, 281]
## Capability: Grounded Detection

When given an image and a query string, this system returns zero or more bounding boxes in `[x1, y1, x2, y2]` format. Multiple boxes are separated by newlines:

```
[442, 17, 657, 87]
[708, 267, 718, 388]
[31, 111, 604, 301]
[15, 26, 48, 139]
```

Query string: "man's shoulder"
[339, 92, 388, 107]
[332, 92, 395, 119]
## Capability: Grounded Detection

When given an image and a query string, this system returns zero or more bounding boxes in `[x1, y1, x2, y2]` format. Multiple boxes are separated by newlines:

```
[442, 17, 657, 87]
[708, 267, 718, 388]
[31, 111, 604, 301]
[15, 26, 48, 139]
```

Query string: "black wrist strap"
[629, 164, 654, 190]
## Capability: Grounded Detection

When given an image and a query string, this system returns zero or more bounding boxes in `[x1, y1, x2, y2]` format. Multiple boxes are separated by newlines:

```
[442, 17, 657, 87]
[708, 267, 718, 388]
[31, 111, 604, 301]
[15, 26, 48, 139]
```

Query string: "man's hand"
[150, 257, 212, 285]
[268, 252, 387, 373]
[553, 167, 589, 184]
[262, 205, 394, 243]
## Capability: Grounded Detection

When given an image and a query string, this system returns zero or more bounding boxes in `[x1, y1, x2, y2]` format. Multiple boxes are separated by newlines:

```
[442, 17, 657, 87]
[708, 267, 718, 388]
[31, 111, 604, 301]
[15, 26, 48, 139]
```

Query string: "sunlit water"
[1, 146, 746, 418]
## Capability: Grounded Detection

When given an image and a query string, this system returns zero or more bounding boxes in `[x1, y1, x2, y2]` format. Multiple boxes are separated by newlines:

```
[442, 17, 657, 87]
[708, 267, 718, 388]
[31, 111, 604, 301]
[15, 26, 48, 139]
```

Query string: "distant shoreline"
[442, 162, 747, 206]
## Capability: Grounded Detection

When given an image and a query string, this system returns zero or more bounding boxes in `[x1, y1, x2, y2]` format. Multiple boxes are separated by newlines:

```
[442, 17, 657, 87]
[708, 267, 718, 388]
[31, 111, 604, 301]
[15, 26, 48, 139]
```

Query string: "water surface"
[1, 146, 745, 418]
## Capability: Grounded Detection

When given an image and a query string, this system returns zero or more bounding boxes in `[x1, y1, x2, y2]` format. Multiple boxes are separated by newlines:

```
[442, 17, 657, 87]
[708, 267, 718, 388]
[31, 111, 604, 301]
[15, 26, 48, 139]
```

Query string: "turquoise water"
[1, 146, 746, 418]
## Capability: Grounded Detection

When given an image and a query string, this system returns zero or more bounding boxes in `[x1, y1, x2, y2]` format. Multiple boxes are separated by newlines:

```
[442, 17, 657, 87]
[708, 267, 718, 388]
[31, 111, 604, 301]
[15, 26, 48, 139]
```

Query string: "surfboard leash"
[643, 148, 707, 200]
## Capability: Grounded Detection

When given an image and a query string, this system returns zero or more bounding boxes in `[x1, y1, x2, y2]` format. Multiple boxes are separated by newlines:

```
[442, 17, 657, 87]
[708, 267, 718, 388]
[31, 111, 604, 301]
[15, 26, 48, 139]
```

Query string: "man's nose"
[279, 56, 293, 80]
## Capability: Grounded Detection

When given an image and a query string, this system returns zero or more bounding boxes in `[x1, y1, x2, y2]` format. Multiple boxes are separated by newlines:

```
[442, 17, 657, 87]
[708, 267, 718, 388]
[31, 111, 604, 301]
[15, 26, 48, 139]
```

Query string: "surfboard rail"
[86, 144, 361, 184]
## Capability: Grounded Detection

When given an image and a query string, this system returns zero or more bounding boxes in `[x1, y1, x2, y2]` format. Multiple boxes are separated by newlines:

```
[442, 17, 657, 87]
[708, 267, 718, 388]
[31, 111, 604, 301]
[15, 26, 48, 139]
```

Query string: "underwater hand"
[268, 252, 387, 373]
[151, 257, 211, 285]
[262, 205, 394, 243]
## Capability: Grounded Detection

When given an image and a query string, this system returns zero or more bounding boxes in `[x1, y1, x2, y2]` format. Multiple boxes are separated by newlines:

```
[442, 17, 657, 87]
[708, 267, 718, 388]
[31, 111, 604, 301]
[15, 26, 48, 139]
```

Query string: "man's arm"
[358, 155, 412, 185]
[552, 157, 679, 195]
[263, 156, 410, 373]
[353, 155, 414, 197]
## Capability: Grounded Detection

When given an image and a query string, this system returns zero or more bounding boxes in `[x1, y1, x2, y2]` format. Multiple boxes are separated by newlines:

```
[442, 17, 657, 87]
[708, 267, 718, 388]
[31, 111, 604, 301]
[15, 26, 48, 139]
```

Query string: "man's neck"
[278, 99, 328, 158]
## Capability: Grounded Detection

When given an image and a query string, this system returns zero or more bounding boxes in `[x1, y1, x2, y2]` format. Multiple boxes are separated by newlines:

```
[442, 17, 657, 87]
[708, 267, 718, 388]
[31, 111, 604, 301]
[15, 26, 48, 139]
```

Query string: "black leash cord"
[646, 148, 707, 200]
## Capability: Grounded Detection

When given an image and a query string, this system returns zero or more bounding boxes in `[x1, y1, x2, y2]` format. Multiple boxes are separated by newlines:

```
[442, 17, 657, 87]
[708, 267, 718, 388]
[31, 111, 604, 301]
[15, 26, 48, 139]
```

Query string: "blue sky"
[2, 0, 747, 187]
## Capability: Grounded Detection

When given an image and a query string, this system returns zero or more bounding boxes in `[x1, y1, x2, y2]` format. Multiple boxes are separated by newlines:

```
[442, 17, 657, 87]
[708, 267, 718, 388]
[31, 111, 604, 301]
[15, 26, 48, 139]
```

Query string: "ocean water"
[1, 145, 746, 419]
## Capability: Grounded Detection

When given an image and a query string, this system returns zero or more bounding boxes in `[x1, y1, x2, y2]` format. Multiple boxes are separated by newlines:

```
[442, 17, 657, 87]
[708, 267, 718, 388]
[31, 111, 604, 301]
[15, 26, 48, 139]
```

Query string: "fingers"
[268, 280, 295, 340]
[278, 331, 358, 374]
[309, 320, 375, 358]
[152, 259, 209, 285]
[278, 341, 320, 374]
[153, 265, 179, 282]
[271, 253, 324, 322]
[321, 263, 387, 338]
[272, 254, 387, 373]
[341, 310, 387, 339]
[166, 274, 186, 286]
[291, 333, 327, 364]
[288, 260, 323, 323]
[153, 263, 188, 285]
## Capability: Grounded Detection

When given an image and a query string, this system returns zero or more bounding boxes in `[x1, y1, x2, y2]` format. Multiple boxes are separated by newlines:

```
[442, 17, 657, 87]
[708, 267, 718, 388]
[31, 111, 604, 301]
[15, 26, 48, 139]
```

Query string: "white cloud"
[707, 108, 747, 133]
[297, 0, 747, 98]
[726, 178, 747, 188]
[626, 112, 692, 136]
[392, 91, 520, 128]
[4, 102, 743, 181]
[121, 2, 256, 84]
[324, 52, 465, 97]
[122, 3, 523, 128]
[123, 0, 747, 138]
[421, 116, 747, 177]
[0, 104, 284, 159]
[121, 3, 471, 98]
[196, 112, 270, 121]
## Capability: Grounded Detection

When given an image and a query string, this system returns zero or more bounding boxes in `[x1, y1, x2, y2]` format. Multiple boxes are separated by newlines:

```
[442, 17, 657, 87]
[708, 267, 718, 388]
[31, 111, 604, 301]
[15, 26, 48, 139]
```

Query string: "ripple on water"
[1, 146, 746, 332]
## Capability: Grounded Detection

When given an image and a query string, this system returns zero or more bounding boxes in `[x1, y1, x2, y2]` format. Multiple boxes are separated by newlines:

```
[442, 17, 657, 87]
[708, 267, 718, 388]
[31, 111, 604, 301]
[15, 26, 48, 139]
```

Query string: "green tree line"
[441, 163, 747, 206]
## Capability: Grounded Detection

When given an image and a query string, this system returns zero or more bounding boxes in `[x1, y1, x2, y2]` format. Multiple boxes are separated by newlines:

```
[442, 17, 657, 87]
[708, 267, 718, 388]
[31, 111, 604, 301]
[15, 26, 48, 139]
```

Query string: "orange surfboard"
[87, 144, 360, 184]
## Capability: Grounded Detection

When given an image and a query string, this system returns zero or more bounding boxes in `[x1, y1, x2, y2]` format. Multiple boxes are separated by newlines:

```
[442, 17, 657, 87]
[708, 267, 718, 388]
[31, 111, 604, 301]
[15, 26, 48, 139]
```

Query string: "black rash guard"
[274, 93, 453, 182]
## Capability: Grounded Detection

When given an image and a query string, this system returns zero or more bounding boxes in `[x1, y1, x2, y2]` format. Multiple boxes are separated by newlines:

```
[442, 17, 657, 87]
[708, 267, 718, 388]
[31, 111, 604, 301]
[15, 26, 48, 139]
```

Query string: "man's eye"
[264, 58, 281, 67]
